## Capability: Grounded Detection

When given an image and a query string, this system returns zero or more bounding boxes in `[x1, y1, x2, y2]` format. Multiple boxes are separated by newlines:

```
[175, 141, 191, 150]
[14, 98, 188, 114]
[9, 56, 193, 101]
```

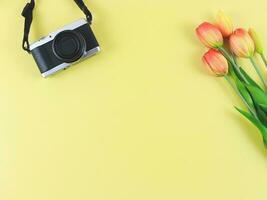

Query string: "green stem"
[249, 57, 267, 89]
[224, 75, 258, 119]
[260, 53, 267, 68]
[232, 53, 238, 64]
[219, 47, 249, 84]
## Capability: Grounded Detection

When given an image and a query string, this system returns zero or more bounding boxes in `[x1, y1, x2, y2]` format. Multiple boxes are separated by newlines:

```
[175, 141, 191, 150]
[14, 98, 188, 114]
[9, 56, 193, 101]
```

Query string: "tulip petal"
[196, 22, 223, 48]
[230, 28, 255, 58]
[202, 49, 228, 76]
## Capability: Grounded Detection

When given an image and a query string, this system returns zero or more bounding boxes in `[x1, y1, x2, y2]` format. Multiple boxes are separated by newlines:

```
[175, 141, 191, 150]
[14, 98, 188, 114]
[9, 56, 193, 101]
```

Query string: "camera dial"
[52, 30, 86, 63]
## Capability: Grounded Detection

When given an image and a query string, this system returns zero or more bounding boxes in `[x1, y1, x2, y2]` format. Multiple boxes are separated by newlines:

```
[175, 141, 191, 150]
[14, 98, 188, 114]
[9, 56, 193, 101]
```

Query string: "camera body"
[30, 19, 100, 77]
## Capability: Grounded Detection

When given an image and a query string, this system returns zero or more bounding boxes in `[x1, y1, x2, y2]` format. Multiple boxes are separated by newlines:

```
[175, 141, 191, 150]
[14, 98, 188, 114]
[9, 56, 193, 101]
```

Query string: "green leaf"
[231, 74, 255, 110]
[254, 105, 267, 128]
[228, 63, 240, 80]
[236, 107, 267, 148]
[229, 63, 261, 89]
[246, 84, 267, 107]
[239, 67, 262, 90]
[256, 104, 267, 128]
[259, 104, 267, 112]
[240, 84, 267, 128]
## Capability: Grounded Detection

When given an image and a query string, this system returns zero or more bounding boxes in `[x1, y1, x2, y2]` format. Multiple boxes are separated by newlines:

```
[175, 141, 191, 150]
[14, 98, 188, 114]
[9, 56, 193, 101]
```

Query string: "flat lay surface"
[1, 0, 267, 199]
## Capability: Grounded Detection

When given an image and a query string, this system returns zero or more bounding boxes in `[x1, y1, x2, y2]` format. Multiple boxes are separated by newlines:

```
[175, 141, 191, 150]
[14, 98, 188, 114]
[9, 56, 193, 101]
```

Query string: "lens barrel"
[52, 30, 86, 63]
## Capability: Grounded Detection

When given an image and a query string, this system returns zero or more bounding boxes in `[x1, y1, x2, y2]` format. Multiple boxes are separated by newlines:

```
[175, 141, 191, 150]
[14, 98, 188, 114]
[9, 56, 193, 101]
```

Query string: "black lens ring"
[52, 30, 86, 63]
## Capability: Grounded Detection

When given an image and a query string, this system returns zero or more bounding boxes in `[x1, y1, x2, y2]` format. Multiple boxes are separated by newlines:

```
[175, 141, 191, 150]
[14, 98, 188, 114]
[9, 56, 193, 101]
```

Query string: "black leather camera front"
[31, 22, 99, 74]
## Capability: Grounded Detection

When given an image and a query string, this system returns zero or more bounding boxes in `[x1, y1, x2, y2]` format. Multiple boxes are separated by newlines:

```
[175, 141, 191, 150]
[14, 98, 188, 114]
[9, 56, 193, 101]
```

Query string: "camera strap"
[21, 0, 93, 53]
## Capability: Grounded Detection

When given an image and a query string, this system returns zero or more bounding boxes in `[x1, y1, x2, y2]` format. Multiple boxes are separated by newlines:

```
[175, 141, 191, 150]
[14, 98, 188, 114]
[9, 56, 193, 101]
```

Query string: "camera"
[30, 19, 100, 77]
[21, 0, 100, 77]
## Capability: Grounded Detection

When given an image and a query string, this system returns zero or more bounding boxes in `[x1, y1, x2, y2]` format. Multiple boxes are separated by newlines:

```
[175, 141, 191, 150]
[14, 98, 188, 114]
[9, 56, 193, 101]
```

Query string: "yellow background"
[1, 0, 267, 199]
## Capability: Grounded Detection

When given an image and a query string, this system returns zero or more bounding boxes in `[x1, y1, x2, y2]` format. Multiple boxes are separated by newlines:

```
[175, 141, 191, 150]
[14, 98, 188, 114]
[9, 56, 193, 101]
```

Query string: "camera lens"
[52, 30, 86, 63]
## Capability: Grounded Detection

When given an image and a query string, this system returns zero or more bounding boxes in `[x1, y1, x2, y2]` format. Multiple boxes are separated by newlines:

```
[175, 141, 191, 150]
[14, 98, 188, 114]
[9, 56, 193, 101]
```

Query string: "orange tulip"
[202, 49, 228, 76]
[215, 10, 233, 37]
[196, 22, 224, 48]
[229, 28, 255, 58]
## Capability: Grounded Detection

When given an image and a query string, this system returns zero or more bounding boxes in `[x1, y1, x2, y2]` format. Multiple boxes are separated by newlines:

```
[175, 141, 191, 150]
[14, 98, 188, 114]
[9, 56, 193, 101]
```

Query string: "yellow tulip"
[215, 10, 233, 37]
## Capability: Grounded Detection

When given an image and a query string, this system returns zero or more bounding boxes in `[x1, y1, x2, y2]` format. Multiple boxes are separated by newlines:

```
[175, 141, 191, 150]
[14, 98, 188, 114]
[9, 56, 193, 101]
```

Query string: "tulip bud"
[248, 28, 264, 54]
[229, 28, 255, 58]
[196, 22, 224, 48]
[215, 10, 233, 37]
[202, 49, 228, 76]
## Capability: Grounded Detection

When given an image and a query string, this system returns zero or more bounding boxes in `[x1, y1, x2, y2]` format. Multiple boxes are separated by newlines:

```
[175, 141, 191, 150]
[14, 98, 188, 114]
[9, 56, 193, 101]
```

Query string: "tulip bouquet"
[196, 11, 267, 148]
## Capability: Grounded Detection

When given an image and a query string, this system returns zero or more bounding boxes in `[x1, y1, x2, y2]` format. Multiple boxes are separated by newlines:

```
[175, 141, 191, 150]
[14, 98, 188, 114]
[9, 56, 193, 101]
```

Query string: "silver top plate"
[29, 18, 88, 51]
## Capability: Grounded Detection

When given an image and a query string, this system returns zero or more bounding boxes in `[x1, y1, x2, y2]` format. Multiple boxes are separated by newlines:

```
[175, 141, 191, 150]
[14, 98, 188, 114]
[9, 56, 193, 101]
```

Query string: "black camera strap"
[21, 0, 93, 53]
